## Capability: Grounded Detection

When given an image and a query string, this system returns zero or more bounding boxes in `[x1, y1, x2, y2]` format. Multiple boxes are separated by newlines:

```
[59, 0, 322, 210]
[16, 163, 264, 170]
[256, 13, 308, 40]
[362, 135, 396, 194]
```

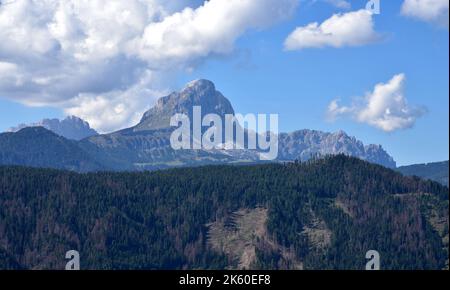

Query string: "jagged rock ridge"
[8, 116, 98, 141]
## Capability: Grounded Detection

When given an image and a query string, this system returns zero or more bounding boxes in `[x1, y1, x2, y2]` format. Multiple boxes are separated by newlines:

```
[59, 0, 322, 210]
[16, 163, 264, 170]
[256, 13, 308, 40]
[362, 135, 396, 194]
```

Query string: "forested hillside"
[397, 161, 449, 186]
[0, 155, 448, 270]
[0, 127, 103, 172]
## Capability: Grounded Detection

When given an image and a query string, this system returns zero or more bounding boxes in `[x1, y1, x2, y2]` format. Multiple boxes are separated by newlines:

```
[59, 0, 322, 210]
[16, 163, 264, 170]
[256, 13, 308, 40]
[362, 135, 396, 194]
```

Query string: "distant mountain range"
[7, 116, 98, 141]
[1, 79, 397, 171]
[397, 161, 449, 186]
[277, 130, 395, 167]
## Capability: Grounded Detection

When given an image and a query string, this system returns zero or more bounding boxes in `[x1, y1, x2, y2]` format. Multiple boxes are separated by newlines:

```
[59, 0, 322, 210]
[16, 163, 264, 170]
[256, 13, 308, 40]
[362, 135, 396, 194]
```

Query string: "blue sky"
[0, 0, 448, 165]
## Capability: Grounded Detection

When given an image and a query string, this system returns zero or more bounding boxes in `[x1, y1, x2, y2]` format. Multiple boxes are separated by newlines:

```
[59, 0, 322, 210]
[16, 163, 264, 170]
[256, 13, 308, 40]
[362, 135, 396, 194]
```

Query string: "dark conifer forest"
[0, 155, 448, 270]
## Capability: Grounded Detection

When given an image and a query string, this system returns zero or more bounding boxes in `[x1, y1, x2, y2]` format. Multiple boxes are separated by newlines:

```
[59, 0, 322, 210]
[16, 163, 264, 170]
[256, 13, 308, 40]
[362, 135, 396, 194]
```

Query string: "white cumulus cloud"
[132, 0, 298, 65]
[0, 0, 298, 132]
[63, 70, 169, 133]
[401, 0, 449, 28]
[284, 9, 379, 50]
[327, 74, 426, 132]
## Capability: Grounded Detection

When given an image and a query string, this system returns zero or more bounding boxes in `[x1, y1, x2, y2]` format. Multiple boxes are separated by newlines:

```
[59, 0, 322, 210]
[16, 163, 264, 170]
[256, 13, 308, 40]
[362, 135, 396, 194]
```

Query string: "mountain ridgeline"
[0, 127, 103, 172]
[7, 115, 98, 141]
[0, 155, 447, 270]
[0, 80, 396, 171]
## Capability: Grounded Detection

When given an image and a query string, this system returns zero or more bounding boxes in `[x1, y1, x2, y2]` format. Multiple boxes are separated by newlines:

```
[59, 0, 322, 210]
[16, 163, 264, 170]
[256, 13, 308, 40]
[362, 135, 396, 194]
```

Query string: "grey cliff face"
[134, 79, 235, 132]
[278, 130, 396, 168]
[8, 116, 98, 141]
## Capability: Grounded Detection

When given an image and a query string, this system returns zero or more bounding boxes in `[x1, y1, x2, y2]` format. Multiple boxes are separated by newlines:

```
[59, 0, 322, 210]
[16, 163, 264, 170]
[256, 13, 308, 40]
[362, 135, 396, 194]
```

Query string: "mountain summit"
[134, 79, 235, 131]
[7, 116, 98, 141]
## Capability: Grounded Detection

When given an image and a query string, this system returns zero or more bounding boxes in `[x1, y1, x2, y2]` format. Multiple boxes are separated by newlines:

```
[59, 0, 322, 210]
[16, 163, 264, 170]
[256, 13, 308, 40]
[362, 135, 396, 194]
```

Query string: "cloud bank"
[327, 74, 426, 132]
[284, 9, 379, 50]
[0, 0, 298, 132]
[401, 0, 449, 28]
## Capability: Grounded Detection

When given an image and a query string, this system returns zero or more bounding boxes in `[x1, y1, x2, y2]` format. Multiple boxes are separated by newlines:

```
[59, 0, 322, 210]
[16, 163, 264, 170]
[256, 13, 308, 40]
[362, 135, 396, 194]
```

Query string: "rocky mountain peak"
[7, 116, 98, 141]
[134, 79, 234, 131]
[185, 79, 216, 91]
